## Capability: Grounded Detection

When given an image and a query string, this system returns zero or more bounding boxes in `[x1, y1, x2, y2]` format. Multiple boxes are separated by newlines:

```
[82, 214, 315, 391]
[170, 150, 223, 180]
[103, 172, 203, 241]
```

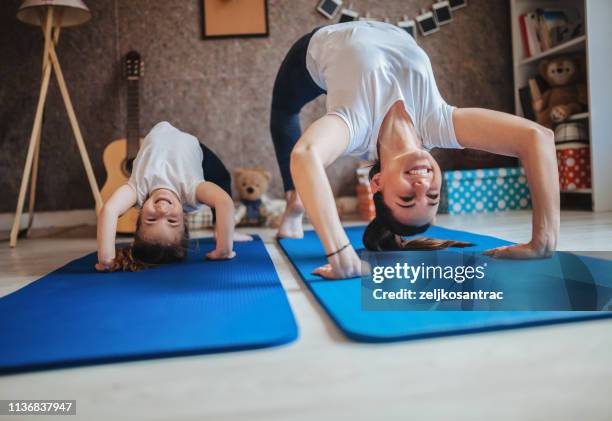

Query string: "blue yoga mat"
[0, 236, 297, 373]
[278, 226, 612, 342]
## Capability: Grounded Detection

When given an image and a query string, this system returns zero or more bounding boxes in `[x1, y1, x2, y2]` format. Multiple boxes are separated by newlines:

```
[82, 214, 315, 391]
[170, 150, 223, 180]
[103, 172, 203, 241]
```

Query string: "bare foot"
[277, 190, 305, 239]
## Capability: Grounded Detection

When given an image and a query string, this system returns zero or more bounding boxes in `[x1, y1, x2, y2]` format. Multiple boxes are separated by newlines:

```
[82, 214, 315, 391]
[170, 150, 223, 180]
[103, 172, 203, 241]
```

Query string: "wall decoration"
[202, 0, 268, 39]
[315, 0, 468, 39]
[449, 0, 468, 11]
[416, 10, 439, 35]
[397, 18, 417, 39]
[316, 0, 343, 19]
[432, 1, 453, 26]
[339, 7, 359, 22]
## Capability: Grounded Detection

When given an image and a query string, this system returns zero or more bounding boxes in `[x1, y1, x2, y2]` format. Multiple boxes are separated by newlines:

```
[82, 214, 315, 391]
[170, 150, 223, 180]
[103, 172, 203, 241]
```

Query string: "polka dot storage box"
[555, 143, 591, 192]
[440, 167, 531, 215]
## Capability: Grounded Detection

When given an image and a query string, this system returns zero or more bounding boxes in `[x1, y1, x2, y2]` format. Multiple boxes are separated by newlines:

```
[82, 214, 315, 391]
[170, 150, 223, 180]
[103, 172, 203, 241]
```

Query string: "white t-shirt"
[306, 21, 463, 159]
[128, 121, 204, 213]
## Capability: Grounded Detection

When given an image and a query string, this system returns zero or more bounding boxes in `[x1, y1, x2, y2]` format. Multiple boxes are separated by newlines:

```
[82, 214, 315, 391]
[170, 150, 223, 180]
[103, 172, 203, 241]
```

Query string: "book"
[519, 14, 531, 57]
[528, 78, 542, 101]
[537, 10, 553, 51]
[525, 12, 542, 57]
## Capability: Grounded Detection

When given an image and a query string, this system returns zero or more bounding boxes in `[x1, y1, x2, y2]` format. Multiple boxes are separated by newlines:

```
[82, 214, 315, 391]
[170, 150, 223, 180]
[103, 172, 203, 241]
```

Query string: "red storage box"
[556, 143, 591, 192]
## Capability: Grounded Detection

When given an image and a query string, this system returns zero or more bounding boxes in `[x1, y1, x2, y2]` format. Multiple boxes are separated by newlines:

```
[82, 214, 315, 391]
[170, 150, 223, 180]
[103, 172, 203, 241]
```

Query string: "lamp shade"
[17, 0, 91, 27]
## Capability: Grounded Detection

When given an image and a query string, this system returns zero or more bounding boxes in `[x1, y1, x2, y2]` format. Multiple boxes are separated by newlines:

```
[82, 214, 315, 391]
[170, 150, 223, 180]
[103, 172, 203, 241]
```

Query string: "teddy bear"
[533, 54, 588, 128]
[233, 168, 285, 227]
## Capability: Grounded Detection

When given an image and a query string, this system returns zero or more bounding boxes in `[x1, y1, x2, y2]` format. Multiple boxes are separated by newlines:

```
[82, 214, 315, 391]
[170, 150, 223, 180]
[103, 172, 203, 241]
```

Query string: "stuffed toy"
[335, 196, 358, 218]
[233, 168, 285, 227]
[533, 54, 588, 128]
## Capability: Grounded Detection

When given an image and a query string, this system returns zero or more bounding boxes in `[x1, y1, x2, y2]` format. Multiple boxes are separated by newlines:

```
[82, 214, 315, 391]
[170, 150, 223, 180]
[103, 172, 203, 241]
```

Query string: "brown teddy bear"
[233, 168, 285, 227]
[533, 54, 588, 128]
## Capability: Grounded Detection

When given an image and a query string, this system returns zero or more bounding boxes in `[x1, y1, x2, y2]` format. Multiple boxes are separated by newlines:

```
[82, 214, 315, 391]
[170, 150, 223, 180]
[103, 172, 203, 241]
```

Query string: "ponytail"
[112, 245, 153, 272]
[363, 217, 474, 251]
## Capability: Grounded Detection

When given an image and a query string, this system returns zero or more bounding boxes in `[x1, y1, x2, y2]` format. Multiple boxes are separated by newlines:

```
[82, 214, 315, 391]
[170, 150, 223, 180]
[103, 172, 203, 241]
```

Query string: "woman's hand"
[484, 239, 555, 259]
[453, 109, 560, 262]
[312, 247, 364, 279]
[206, 249, 236, 260]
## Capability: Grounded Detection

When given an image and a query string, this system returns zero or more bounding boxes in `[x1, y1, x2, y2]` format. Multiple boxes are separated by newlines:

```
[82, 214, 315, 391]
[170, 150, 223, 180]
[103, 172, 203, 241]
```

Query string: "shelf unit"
[510, 0, 612, 211]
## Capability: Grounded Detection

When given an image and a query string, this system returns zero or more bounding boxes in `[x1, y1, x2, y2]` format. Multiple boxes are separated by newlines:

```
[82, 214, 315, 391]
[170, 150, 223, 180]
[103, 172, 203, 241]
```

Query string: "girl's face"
[138, 188, 185, 244]
[371, 148, 441, 226]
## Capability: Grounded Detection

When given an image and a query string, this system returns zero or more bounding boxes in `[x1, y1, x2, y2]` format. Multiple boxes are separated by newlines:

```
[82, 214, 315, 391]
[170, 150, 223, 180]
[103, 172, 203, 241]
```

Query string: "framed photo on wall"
[202, 0, 269, 39]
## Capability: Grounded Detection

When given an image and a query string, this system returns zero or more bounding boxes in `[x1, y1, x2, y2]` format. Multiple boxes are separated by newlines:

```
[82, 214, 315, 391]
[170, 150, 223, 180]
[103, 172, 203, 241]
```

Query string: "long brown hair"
[363, 216, 473, 251]
[111, 213, 190, 272]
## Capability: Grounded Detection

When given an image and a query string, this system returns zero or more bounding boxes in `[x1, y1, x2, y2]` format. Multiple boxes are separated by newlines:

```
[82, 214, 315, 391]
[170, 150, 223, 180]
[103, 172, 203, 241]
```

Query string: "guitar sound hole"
[122, 158, 135, 176]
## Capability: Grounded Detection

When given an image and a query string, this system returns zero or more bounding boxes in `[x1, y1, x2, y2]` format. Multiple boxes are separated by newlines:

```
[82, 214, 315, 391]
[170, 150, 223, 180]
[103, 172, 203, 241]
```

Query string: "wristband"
[325, 243, 351, 258]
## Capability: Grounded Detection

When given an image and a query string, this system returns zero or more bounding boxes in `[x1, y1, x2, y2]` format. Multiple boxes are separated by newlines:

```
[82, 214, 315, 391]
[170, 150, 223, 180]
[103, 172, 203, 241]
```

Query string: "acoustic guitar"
[101, 51, 144, 234]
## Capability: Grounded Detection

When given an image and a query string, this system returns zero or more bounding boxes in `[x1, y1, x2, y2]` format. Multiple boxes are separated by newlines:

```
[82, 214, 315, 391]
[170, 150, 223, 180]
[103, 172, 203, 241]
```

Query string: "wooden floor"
[1, 210, 611, 421]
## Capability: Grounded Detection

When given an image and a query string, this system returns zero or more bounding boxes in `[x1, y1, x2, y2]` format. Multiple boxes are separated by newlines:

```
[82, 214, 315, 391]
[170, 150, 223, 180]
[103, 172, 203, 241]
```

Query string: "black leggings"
[270, 28, 326, 192]
[200, 143, 231, 221]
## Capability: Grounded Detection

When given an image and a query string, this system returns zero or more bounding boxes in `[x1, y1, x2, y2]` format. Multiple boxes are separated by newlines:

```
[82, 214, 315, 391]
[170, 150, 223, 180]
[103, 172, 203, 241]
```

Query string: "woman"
[270, 21, 559, 279]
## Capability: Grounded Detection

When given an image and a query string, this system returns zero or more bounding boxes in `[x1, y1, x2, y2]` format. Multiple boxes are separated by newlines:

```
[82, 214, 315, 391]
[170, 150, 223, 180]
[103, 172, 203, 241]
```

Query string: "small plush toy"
[335, 196, 358, 218]
[533, 54, 588, 128]
[233, 168, 285, 227]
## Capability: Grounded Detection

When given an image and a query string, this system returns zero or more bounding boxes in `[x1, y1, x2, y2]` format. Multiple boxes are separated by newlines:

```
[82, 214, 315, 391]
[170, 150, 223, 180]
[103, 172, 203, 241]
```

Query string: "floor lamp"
[11, 0, 103, 247]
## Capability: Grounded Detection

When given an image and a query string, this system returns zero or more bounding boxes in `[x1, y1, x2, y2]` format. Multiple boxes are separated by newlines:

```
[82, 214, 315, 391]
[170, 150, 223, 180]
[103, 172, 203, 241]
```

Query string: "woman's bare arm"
[96, 184, 137, 270]
[453, 107, 559, 258]
[290, 114, 363, 279]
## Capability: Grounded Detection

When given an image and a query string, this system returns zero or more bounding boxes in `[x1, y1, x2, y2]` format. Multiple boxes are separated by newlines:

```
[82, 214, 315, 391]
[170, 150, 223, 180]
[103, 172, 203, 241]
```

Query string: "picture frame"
[448, 0, 467, 11]
[433, 1, 453, 26]
[201, 0, 269, 40]
[316, 0, 343, 20]
[397, 19, 417, 39]
[416, 11, 439, 36]
[338, 8, 359, 23]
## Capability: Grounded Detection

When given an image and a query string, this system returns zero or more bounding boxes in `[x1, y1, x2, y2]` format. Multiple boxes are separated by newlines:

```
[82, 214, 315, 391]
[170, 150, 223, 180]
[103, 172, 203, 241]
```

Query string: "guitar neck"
[126, 79, 140, 159]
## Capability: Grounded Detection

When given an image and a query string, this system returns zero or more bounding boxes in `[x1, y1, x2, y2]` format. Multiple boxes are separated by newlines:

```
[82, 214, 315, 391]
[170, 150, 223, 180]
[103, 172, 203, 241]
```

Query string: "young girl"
[270, 21, 560, 279]
[96, 121, 242, 272]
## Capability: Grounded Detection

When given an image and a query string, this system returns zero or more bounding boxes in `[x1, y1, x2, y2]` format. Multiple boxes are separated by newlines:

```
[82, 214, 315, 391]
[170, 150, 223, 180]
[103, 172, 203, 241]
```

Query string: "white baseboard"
[0, 209, 96, 232]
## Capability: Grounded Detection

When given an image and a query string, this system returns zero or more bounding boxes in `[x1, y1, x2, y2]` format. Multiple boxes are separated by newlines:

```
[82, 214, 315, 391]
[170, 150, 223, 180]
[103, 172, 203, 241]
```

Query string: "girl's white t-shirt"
[128, 121, 204, 213]
[305, 21, 463, 159]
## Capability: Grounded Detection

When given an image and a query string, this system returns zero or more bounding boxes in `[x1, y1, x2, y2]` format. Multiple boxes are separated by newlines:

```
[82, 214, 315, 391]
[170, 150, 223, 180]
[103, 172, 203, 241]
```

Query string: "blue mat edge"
[0, 336, 297, 375]
[1, 235, 298, 375]
[277, 226, 612, 343]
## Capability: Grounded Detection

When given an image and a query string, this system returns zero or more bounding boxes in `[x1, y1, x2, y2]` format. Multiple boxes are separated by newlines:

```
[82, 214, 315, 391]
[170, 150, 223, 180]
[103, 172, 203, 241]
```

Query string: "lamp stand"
[10, 5, 103, 247]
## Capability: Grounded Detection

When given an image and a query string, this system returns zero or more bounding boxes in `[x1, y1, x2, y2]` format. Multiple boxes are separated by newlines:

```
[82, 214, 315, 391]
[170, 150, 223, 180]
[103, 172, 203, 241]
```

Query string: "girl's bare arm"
[196, 181, 235, 259]
[96, 184, 137, 270]
[453, 108, 559, 258]
[290, 114, 363, 279]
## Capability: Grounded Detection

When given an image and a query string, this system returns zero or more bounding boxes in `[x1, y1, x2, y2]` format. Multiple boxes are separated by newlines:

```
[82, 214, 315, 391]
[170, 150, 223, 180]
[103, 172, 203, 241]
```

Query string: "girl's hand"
[206, 249, 236, 260]
[95, 259, 117, 272]
[312, 247, 364, 279]
[483, 241, 554, 259]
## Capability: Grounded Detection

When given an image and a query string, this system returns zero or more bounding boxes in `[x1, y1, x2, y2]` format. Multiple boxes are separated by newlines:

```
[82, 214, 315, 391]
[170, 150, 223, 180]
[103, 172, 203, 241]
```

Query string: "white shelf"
[518, 35, 586, 66]
[561, 189, 592, 194]
[511, 0, 612, 211]
[568, 112, 589, 121]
